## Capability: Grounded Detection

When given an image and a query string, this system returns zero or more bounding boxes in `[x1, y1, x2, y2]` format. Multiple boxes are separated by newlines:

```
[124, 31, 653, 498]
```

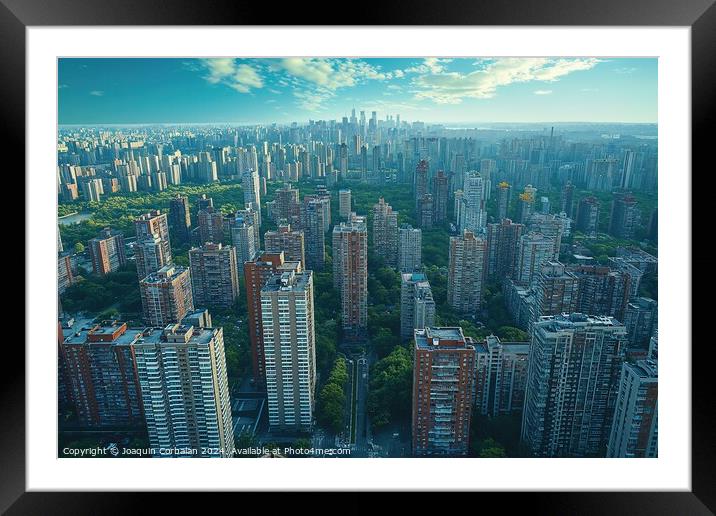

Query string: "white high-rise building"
[400, 272, 435, 340]
[133, 324, 234, 457]
[459, 171, 487, 233]
[398, 224, 422, 273]
[607, 359, 658, 458]
[261, 271, 316, 431]
[242, 169, 262, 226]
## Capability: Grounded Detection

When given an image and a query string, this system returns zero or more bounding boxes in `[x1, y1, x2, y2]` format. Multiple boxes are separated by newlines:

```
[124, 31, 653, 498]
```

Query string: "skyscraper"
[561, 181, 575, 217]
[417, 193, 434, 229]
[134, 210, 172, 268]
[459, 171, 487, 232]
[485, 218, 523, 280]
[623, 297, 658, 349]
[607, 360, 658, 458]
[414, 159, 428, 212]
[412, 327, 477, 456]
[61, 320, 144, 427]
[447, 230, 487, 315]
[242, 168, 262, 226]
[400, 273, 436, 340]
[496, 181, 511, 220]
[189, 242, 240, 309]
[333, 214, 368, 340]
[567, 264, 632, 322]
[372, 197, 398, 267]
[139, 265, 194, 326]
[261, 270, 316, 431]
[197, 207, 226, 245]
[339, 189, 352, 219]
[533, 261, 580, 319]
[264, 223, 306, 268]
[133, 324, 234, 457]
[432, 170, 449, 223]
[301, 196, 329, 270]
[169, 194, 192, 244]
[398, 224, 422, 273]
[576, 196, 600, 236]
[231, 211, 258, 266]
[244, 252, 302, 387]
[473, 335, 530, 417]
[609, 193, 641, 239]
[88, 227, 126, 275]
[522, 314, 627, 457]
[515, 232, 556, 285]
[134, 233, 169, 280]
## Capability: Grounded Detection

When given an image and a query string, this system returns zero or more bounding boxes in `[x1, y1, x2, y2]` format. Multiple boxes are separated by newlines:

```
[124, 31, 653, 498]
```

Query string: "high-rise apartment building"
[189, 242, 240, 309]
[400, 273, 436, 340]
[60, 320, 144, 427]
[412, 327, 477, 456]
[139, 265, 194, 326]
[339, 189, 352, 219]
[264, 223, 306, 268]
[88, 227, 126, 275]
[134, 233, 170, 280]
[533, 261, 580, 318]
[133, 324, 234, 457]
[496, 181, 511, 220]
[459, 171, 487, 232]
[372, 197, 398, 267]
[134, 210, 172, 268]
[244, 252, 302, 387]
[231, 212, 258, 266]
[414, 160, 429, 211]
[432, 170, 449, 223]
[522, 314, 627, 457]
[398, 224, 422, 273]
[301, 196, 329, 270]
[567, 265, 632, 322]
[418, 193, 434, 229]
[607, 360, 658, 458]
[332, 214, 368, 340]
[576, 196, 600, 236]
[261, 271, 316, 431]
[473, 335, 530, 417]
[515, 232, 556, 285]
[609, 193, 641, 239]
[169, 194, 192, 244]
[197, 207, 226, 245]
[242, 169, 262, 226]
[485, 218, 523, 280]
[447, 230, 487, 315]
[623, 297, 658, 349]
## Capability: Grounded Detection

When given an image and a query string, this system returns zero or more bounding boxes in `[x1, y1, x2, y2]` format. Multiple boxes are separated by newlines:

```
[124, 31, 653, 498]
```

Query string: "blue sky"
[58, 57, 657, 125]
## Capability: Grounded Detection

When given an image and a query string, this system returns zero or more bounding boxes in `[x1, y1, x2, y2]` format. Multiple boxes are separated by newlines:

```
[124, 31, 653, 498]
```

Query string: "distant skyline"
[58, 57, 657, 125]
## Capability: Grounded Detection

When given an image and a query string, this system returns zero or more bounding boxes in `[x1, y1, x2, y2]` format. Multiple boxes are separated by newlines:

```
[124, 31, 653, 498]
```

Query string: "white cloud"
[89, 90, 104, 96]
[272, 58, 395, 110]
[293, 88, 335, 111]
[199, 58, 264, 93]
[405, 58, 453, 75]
[275, 58, 391, 92]
[614, 67, 638, 74]
[411, 57, 600, 104]
[534, 89, 553, 95]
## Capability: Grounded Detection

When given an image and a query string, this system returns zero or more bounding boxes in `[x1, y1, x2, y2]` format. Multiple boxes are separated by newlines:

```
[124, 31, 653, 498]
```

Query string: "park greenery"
[316, 357, 349, 434]
[366, 346, 413, 431]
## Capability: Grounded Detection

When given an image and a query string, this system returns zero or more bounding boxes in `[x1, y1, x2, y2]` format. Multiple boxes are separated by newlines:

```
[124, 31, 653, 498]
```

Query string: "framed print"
[5, 0, 715, 511]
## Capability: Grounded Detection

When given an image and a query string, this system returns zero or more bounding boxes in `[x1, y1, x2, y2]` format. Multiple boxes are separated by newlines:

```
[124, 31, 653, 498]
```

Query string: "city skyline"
[58, 57, 657, 125]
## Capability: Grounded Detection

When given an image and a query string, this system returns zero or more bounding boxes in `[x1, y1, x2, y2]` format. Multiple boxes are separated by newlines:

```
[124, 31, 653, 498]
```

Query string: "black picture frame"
[5, 0, 713, 511]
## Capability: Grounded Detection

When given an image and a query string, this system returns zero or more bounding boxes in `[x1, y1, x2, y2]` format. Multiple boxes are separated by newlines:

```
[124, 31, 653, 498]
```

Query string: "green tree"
[74, 242, 85, 253]
[367, 346, 413, 431]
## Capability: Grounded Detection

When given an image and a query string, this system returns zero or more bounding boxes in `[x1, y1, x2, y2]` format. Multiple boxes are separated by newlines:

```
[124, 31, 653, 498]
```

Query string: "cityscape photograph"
[56, 57, 658, 459]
